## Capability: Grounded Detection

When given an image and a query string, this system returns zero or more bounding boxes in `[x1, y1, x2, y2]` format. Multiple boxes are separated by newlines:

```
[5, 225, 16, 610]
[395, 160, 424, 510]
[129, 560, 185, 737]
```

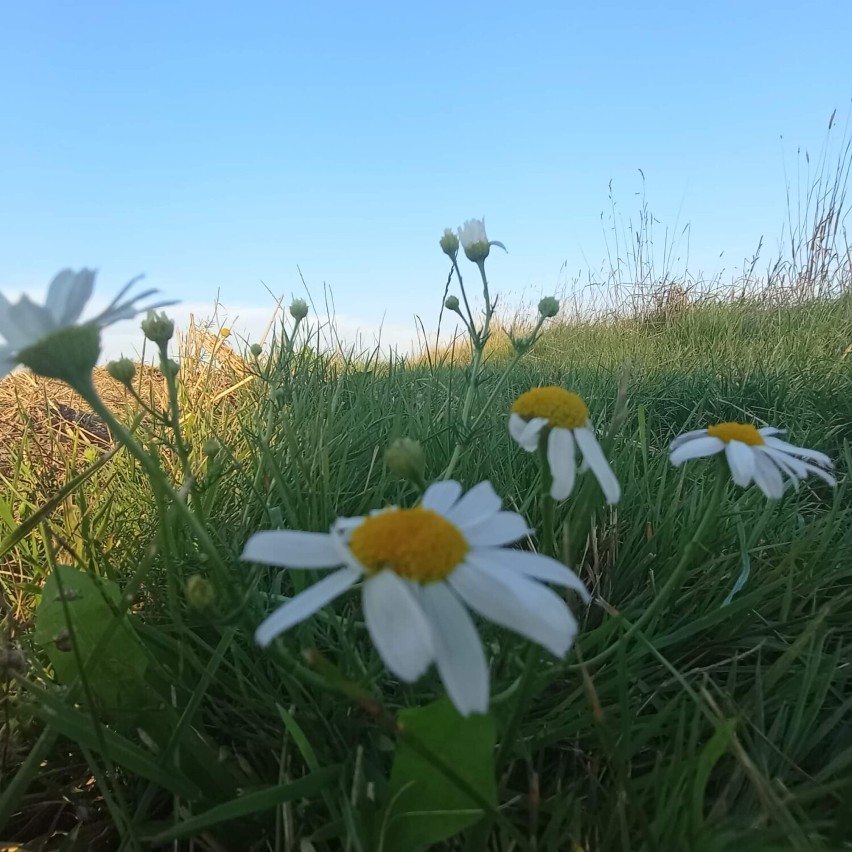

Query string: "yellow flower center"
[707, 422, 765, 446]
[511, 386, 589, 430]
[348, 507, 468, 583]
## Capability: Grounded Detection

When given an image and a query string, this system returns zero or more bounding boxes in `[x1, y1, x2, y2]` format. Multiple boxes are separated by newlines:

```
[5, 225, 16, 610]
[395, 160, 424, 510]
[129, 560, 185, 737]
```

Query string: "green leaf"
[34, 564, 149, 722]
[381, 698, 496, 852]
[142, 766, 341, 843]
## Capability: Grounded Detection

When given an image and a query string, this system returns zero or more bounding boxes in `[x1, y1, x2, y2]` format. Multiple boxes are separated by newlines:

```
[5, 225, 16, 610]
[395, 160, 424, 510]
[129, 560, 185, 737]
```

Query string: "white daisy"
[669, 422, 836, 499]
[456, 218, 506, 263]
[0, 268, 171, 379]
[509, 386, 620, 504]
[242, 480, 589, 716]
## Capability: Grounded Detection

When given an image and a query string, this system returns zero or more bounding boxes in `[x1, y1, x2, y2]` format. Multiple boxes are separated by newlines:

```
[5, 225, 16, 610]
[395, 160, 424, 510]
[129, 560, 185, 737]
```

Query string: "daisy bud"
[439, 228, 459, 259]
[458, 218, 491, 263]
[219, 327, 231, 338]
[444, 295, 461, 312]
[203, 438, 221, 457]
[185, 574, 215, 608]
[384, 437, 426, 485]
[250, 343, 263, 357]
[107, 357, 136, 385]
[538, 296, 560, 318]
[141, 310, 174, 345]
[289, 299, 309, 321]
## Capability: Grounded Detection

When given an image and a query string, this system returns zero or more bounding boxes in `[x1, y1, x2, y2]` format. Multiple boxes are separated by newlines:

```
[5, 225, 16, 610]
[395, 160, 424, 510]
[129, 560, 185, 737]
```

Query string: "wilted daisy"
[509, 386, 621, 504]
[0, 268, 171, 381]
[242, 480, 589, 716]
[670, 422, 836, 499]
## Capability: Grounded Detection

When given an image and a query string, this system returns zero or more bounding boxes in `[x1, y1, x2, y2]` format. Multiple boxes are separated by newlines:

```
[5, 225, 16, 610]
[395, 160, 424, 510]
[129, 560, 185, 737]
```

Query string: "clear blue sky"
[2, 0, 851, 345]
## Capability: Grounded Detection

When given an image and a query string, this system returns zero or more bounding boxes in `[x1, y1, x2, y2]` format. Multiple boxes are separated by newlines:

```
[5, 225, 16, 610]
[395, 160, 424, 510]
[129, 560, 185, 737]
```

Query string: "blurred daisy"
[670, 422, 836, 498]
[242, 480, 589, 716]
[0, 268, 171, 379]
[509, 386, 620, 504]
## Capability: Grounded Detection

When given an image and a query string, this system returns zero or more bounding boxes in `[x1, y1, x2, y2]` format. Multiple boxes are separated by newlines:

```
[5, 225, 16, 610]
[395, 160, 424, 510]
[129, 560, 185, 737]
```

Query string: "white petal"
[513, 416, 547, 452]
[547, 428, 576, 501]
[799, 461, 837, 487]
[241, 530, 345, 568]
[463, 511, 533, 546]
[725, 441, 756, 487]
[670, 435, 725, 466]
[421, 480, 463, 516]
[0, 295, 51, 348]
[758, 426, 785, 437]
[470, 546, 590, 602]
[47, 268, 95, 326]
[363, 571, 434, 682]
[751, 451, 785, 499]
[0, 344, 17, 377]
[419, 582, 488, 716]
[508, 413, 529, 444]
[574, 427, 621, 504]
[762, 436, 833, 469]
[255, 565, 361, 646]
[760, 447, 836, 487]
[450, 560, 578, 657]
[760, 447, 804, 488]
[447, 480, 502, 529]
[669, 428, 710, 450]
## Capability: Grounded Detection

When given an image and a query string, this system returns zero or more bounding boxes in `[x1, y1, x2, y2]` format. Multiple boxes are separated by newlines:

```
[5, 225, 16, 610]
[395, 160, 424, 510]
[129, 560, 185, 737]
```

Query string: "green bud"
[141, 310, 174, 345]
[384, 437, 426, 484]
[538, 296, 560, 318]
[185, 574, 215, 608]
[289, 299, 309, 321]
[17, 324, 101, 385]
[511, 335, 532, 354]
[250, 342, 263, 357]
[444, 295, 460, 312]
[439, 228, 459, 259]
[107, 357, 136, 385]
[203, 438, 220, 457]
[462, 240, 490, 264]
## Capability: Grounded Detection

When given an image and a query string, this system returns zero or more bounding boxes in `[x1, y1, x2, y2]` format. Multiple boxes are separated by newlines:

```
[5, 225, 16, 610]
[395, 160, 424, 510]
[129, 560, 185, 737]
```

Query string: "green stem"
[72, 375, 240, 607]
[158, 343, 192, 483]
[538, 439, 556, 558]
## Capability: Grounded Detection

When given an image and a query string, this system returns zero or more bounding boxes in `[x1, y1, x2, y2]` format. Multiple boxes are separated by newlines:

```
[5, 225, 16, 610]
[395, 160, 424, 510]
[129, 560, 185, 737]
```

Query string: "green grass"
[2, 294, 851, 850]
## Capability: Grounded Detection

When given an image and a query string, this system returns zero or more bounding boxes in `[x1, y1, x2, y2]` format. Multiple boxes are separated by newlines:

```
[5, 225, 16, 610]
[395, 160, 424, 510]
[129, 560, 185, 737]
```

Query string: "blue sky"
[1, 1, 851, 354]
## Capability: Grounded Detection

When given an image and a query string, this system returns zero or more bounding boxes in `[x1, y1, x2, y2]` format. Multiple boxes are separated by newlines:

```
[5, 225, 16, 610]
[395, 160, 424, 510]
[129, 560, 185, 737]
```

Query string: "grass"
[2, 115, 852, 847]
[0, 289, 850, 850]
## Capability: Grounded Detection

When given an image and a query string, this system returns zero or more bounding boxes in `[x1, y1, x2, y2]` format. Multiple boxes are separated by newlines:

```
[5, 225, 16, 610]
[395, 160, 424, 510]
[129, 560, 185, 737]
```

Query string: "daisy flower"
[456, 218, 506, 264]
[0, 268, 171, 380]
[509, 386, 621, 504]
[669, 422, 836, 498]
[242, 480, 589, 716]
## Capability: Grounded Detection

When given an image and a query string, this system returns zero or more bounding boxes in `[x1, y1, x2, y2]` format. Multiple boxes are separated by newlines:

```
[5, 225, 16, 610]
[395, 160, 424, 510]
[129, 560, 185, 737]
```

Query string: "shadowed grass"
[1, 290, 850, 850]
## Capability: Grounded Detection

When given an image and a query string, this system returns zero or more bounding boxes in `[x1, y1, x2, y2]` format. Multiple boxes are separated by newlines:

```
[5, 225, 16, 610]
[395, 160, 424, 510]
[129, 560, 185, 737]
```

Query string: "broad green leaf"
[381, 698, 496, 852]
[34, 563, 149, 722]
